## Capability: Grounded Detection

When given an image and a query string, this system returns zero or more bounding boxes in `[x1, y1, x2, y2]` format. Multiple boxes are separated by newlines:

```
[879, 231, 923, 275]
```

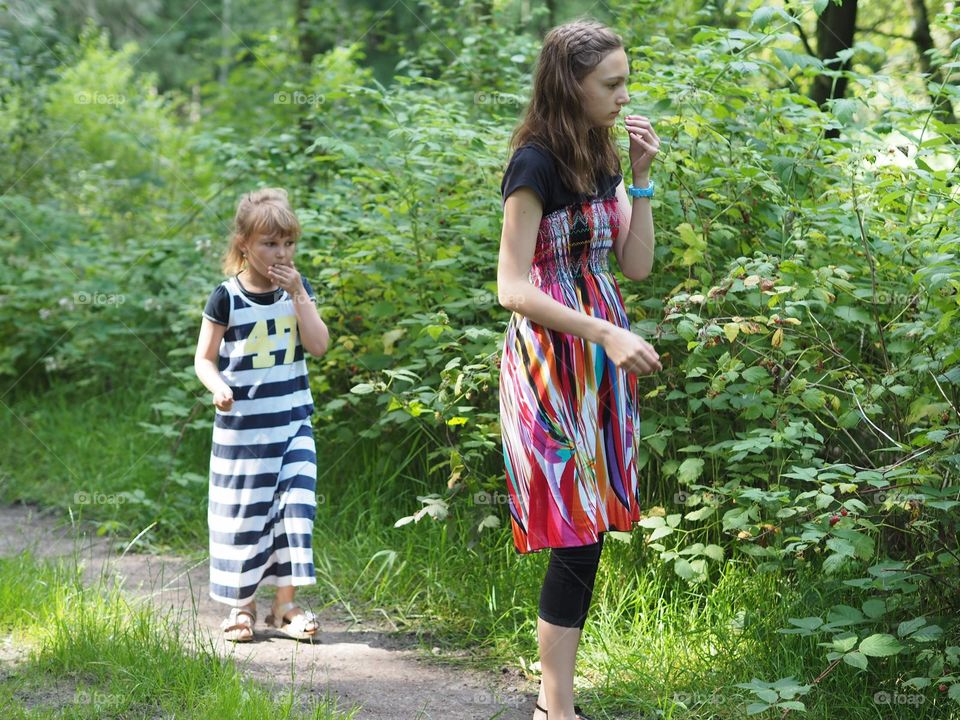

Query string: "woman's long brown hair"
[511, 19, 623, 196]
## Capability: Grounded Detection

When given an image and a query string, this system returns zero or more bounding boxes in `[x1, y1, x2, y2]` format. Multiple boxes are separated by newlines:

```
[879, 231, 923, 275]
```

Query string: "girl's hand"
[602, 324, 662, 376]
[267, 261, 306, 296]
[213, 387, 234, 412]
[623, 115, 660, 180]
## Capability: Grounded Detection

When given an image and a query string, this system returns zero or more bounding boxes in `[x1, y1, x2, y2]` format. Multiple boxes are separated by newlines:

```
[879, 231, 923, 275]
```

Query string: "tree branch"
[785, 0, 817, 56]
[858, 27, 913, 41]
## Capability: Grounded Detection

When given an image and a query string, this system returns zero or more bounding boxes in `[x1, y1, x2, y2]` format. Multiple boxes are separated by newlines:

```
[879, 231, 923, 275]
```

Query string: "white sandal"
[220, 604, 256, 643]
[266, 600, 318, 640]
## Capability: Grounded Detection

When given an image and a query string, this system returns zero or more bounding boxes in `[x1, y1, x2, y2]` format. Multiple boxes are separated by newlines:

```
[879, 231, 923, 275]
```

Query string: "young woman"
[496, 19, 662, 720]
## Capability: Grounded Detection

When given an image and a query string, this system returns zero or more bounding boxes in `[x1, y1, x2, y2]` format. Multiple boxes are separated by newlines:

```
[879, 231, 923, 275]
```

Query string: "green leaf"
[859, 634, 903, 657]
[742, 366, 769, 383]
[897, 617, 927, 638]
[639, 516, 666, 529]
[843, 651, 868, 670]
[862, 599, 886, 619]
[649, 526, 673, 542]
[703, 544, 725, 562]
[833, 635, 858, 652]
[833, 306, 872, 323]
[911, 624, 943, 642]
[678, 457, 705, 484]
[685, 505, 716, 521]
[778, 701, 806, 711]
[673, 558, 696, 580]
[750, 6, 778, 28]
[787, 617, 824, 631]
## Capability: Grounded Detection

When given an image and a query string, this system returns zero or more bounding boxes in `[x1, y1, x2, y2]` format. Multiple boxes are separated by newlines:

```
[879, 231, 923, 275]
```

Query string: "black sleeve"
[302, 276, 317, 302]
[600, 169, 624, 199]
[202, 284, 230, 326]
[501, 145, 553, 208]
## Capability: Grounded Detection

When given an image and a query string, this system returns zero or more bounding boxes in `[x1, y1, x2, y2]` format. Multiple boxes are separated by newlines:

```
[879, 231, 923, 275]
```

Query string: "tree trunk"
[296, 0, 323, 66]
[908, 0, 957, 123]
[810, 0, 858, 108]
[219, 0, 231, 86]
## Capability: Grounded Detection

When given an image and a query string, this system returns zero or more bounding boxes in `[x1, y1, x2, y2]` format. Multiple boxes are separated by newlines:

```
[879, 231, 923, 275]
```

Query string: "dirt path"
[0, 504, 536, 719]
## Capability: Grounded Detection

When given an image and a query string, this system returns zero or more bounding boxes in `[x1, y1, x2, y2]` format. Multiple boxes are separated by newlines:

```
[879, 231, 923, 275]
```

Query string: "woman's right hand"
[213, 387, 234, 412]
[602, 324, 662, 376]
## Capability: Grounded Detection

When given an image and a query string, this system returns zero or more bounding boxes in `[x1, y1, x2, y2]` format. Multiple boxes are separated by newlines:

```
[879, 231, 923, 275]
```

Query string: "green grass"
[0, 552, 352, 719]
[1, 375, 957, 719]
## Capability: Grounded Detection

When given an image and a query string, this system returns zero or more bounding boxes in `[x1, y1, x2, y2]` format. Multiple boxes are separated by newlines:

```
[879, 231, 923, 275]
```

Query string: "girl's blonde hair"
[222, 188, 301, 276]
[511, 19, 623, 195]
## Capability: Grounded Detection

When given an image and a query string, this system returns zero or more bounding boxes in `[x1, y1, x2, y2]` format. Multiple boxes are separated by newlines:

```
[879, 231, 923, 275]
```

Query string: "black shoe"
[534, 703, 594, 720]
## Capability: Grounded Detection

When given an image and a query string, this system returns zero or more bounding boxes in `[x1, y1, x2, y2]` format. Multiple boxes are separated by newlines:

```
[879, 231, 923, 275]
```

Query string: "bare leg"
[273, 585, 318, 632]
[535, 617, 581, 720]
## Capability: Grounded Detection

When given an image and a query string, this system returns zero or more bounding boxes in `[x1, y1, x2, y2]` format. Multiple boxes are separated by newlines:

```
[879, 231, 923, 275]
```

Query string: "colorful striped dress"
[499, 144, 642, 554]
[203, 275, 318, 605]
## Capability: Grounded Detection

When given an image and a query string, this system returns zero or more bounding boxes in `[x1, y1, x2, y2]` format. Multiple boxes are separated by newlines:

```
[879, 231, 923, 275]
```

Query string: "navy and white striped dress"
[203, 275, 318, 606]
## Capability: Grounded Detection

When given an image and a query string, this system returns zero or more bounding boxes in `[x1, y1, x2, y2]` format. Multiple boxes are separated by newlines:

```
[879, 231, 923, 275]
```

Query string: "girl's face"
[580, 48, 630, 128]
[240, 233, 296, 281]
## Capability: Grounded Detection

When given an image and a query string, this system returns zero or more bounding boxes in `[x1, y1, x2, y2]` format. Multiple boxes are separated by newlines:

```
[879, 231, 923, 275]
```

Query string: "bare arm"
[290, 288, 330, 357]
[194, 318, 234, 411]
[614, 114, 660, 281]
[497, 188, 661, 376]
[613, 175, 655, 281]
[268, 263, 330, 357]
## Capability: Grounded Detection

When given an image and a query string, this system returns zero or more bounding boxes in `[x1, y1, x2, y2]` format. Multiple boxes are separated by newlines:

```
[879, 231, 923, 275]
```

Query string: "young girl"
[496, 20, 662, 720]
[194, 188, 330, 642]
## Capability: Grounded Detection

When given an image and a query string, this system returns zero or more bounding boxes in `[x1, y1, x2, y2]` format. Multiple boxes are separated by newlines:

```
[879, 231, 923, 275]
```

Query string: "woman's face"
[580, 48, 630, 128]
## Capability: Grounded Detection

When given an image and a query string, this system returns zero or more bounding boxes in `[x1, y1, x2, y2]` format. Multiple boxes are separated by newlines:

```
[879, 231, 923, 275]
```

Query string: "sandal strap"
[271, 602, 316, 624]
[284, 609, 318, 632]
[534, 703, 591, 720]
[221, 606, 256, 630]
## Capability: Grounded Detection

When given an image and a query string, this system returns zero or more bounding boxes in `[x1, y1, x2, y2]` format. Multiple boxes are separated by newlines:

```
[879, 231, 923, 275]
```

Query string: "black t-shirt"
[500, 144, 623, 215]
[203, 275, 317, 326]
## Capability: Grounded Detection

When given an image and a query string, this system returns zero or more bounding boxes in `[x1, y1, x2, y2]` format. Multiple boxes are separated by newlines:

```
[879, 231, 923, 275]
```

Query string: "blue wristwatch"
[627, 180, 655, 198]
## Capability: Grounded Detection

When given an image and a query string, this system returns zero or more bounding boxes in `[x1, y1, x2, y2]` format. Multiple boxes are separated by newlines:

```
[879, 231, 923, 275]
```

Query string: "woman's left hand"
[624, 115, 660, 179]
[267, 261, 306, 296]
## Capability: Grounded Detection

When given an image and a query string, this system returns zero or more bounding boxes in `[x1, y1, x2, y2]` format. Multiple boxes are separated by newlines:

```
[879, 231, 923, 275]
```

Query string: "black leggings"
[537, 535, 605, 629]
